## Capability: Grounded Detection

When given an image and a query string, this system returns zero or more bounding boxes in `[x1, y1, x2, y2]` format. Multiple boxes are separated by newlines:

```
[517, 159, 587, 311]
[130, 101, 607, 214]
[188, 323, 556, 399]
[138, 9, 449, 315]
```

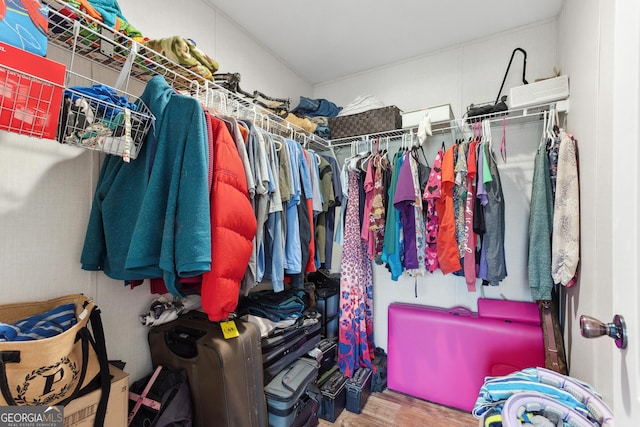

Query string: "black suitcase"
[319, 369, 348, 422]
[148, 311, 268, 427]
[345, 367, 372, 414]
[292, 385, 321, 427]
[305, 338, 337, 378]
[262, 318, 322, 383]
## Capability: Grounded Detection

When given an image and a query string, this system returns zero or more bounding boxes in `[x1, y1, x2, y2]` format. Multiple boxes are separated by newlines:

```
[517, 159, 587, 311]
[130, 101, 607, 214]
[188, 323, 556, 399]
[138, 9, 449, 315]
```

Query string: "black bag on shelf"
[466, 47, 528, 122]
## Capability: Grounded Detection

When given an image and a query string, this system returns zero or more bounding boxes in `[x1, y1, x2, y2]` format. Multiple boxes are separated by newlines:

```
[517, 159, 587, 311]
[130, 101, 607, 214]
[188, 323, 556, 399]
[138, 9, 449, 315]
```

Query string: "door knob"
[579, 314, 627, 349]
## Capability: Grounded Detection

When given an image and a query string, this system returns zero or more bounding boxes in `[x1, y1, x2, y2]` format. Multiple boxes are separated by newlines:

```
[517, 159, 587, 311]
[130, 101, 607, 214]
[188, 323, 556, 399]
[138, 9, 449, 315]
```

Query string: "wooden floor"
[318, 389, 479, 427]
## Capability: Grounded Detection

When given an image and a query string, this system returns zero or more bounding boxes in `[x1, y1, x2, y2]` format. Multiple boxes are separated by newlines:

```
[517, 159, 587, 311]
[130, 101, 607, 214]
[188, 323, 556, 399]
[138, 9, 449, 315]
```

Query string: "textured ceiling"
[205, 0, 564, 85]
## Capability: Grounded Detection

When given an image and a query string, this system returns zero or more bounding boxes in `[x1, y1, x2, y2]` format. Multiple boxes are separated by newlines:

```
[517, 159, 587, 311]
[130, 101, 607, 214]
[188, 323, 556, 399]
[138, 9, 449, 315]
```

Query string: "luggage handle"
[164, 327, 206, 359]
[448, 306, 473, 316]
[305, 383, 321, 404]
[325, 373, 344, 390]
[281, 363, 310, 393]
[352, 367, 369, 384]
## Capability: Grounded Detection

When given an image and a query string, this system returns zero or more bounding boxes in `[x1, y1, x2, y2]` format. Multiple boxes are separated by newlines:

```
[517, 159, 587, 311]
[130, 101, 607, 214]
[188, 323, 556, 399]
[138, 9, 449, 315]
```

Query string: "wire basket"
[0, 63, 65, 140]
[57, 72, 154, 161]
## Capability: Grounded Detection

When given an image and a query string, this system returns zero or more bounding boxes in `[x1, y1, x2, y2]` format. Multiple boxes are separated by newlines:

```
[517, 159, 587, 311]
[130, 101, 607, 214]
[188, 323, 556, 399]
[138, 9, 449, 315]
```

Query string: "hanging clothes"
[437, 144, 462, 274]
[315, 155, 334, 266]
[201, 115, 256, 321]
[301, 149, 317, 274]
[474, 142, 489, 276]
[393, 151, 420, 270]
[81, 75, 212, 291]
[262, 132, 286, 292]
[381, 151, 406, 280]
[370, 153, 390, 262]
[239, 120, 270, 294]
[481, 144, 508, 285]
[528, 143, 554, 301]
[551, 131, 580, 287]
[283, 139, 303, 275]
[361, 158, 376, 259]
[423, 147, 444, 273]
[408, 151, 427, 276]
[338, 170, 375, 378]
[321, 154, 342, 270]
[453, 142, 469, 262]
[463, 141, 479, 291]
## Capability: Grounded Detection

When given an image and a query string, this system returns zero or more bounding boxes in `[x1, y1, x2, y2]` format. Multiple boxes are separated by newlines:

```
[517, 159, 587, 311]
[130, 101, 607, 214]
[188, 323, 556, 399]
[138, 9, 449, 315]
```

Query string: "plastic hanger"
[538, 111, 548, 152]
[499, 117, 507, 163]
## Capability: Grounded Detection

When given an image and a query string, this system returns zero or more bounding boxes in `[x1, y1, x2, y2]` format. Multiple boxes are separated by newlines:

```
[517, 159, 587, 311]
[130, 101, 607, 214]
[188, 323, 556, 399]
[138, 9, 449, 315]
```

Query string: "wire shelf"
[329, 102, 565, 147]
[58, 71, 154, 161]
[0, 63, 65, 140]
[42, 0, 331, 152]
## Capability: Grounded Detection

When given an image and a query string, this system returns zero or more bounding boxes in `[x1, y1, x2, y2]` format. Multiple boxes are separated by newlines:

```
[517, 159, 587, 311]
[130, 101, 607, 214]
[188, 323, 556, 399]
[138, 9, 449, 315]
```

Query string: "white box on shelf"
[402, 104, 454, 129]
[509, 75, 569, 108]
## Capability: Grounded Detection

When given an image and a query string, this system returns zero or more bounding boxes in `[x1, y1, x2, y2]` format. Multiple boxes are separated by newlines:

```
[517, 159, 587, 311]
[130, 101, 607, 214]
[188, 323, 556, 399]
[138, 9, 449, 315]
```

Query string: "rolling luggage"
[262, 318, 322, 383]
[264, 358, 319, 427]
[147, 311, 267, 427]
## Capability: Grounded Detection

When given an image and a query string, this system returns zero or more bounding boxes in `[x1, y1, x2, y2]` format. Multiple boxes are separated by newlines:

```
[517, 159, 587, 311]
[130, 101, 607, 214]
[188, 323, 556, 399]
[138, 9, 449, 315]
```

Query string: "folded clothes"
[292, 96, 342, 118]
[338, 94, 385, 117]
[0, 303, 77, 341]
[59, 0, 145, 42]
[145, 36, 219, 80]
[84, 0, 126, 28]
[65, 83, 138, 113]
[285, 113, 317, 134]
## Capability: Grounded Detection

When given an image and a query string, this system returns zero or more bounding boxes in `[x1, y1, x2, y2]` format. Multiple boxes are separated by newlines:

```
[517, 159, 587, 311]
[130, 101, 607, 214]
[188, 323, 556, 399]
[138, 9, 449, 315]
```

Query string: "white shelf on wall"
[39, 0, 332, 153]
[329, 101, 569, 147]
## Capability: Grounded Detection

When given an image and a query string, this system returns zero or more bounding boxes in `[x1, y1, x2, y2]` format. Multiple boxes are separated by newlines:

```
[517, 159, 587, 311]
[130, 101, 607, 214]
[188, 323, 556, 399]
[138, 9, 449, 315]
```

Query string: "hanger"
[343, 141, 361, 172]
[272, 132, 283, 151]
[483, 119, 498, 163]
[360, 139, 373, 171]
[538, 111, 548, 152]
[499, 117, 507, 163]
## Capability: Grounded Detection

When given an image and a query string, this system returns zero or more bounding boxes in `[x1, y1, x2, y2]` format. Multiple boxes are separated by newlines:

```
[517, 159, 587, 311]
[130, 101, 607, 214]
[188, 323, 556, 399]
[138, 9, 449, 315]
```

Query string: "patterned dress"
[423, 148, 444, 273]
[369, 154, 389, 260]
[338, 171, 375, 378]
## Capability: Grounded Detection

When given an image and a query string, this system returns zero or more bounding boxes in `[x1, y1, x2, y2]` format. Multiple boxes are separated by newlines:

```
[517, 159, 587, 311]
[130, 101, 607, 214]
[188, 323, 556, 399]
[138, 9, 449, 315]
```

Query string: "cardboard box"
[63, 365, 129, 427]
[0, 41, 66, 139]
[0, 0, 49, 56]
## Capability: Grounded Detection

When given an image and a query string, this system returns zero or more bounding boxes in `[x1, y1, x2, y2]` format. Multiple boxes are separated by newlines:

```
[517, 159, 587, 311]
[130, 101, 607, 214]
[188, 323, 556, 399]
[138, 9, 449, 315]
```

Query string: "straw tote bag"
[0, 294, 110, 426]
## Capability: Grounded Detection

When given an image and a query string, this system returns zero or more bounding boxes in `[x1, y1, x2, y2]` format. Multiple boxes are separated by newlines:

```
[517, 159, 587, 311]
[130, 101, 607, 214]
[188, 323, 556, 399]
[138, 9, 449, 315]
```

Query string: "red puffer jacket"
[201, 115, 256, 321]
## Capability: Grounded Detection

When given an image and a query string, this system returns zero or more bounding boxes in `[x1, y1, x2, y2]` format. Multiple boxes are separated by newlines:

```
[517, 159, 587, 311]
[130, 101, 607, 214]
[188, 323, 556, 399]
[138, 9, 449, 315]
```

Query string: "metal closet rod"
[329, 102, 563, 147]
[200, 80, 332, 151]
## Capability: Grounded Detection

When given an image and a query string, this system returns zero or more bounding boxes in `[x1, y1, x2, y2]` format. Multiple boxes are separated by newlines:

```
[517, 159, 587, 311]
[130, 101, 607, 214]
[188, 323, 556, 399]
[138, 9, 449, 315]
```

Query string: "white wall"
[557, 0, 614, 399]
[0, 0, 312, 383]
[314, 19, 558, 120]
[119, 0, 313, 107]
[314, 20, 561, 353]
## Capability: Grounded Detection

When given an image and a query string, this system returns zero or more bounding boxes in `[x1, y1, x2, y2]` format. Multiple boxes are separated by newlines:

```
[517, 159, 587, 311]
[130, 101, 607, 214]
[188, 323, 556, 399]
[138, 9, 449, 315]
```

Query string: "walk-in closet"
[1, 0, 638, 426]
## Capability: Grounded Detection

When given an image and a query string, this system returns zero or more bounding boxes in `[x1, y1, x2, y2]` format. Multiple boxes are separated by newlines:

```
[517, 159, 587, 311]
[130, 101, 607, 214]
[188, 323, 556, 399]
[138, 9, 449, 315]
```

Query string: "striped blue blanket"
[0, 303, 77, 341]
